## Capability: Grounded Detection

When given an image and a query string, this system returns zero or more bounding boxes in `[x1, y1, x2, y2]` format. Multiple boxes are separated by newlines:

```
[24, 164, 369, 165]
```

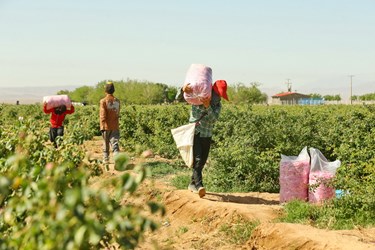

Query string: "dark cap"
[105, 81, 115, 94]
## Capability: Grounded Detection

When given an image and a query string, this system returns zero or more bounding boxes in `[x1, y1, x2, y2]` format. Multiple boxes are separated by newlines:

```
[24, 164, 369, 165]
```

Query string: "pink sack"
[309, 171, 335, 204]
[43, 95, 72, 110]
[308, 148, 341, 204]
[279, 147, 310, 203]
[183, 64, 212, 105]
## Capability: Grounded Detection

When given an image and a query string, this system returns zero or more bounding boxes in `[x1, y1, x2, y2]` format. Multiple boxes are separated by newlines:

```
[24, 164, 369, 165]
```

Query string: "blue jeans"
[191, 133, 212, 189]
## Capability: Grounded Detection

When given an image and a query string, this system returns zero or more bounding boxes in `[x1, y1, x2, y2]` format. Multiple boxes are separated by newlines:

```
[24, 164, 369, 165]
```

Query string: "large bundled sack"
[279, 147, 310, 203]
[43, 95, 72, 110]
[308, 148, 341, 204]
[171, 123, 196, 168]
[183, 64, 212, 105]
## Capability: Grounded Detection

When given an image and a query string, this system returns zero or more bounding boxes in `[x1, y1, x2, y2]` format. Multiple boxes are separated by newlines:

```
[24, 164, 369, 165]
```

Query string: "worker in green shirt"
[183, 80, 229, 198]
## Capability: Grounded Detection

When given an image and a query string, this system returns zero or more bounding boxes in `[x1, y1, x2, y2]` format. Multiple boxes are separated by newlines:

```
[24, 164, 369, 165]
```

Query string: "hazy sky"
[1, 0, 374, 99]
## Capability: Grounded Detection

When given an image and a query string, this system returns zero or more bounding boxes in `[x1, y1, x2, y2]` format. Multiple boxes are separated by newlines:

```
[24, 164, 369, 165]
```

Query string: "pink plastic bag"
[279, 147, 310, 203]
[183, 64, 212, 105]
[309, 172, 335, 203]
[43, 95, 72, 110]
[308, 148, 341, 204]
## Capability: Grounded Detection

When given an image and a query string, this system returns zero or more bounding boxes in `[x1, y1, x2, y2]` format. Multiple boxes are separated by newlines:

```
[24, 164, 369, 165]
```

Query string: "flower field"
[0, 103, 374, 248]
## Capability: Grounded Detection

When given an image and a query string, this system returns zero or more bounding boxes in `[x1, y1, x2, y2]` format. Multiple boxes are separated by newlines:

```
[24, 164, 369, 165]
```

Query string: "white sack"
[171, 123, 196, 168]
[43, 95, 72, 110]
[309, 147, 341, 174]
[183, 64, 212, 105]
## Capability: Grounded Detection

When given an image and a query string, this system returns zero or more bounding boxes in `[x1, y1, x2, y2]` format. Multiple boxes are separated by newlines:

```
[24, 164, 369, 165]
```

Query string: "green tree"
[309, 93, 322, 99]
[69, 86, 94, 103]
[323, 94, 341, 102]
[352, 95, 359, 101]
[118, 81, 162, 104]
[323, 95, 335, 101]
[165, 86, 178, 103]
[57, 90, 70, 95]
[87, 81, 108, 105]
[359, 93, 375, 101]
[228, 82, 267, 104]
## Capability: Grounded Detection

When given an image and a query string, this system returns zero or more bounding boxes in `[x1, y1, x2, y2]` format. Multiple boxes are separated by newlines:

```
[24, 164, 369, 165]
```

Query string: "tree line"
[308, 93, 375, 102]
[352, 92, 375, 101]
[57, 79, 269, 105]
[58, 79, 375, 105]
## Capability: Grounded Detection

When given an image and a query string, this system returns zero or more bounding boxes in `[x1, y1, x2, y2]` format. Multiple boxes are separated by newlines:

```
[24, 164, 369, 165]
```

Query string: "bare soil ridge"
[84, 138, 375, 250]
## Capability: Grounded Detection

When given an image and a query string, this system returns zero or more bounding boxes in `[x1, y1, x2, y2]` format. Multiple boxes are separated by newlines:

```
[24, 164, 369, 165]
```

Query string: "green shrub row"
[117, 103, 375, 228]
[1, 103, 374, 229]
[0, 104, 164, 249]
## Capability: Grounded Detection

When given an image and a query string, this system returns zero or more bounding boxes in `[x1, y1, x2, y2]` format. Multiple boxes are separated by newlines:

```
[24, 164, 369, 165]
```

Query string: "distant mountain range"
[0, 85, 80, 104]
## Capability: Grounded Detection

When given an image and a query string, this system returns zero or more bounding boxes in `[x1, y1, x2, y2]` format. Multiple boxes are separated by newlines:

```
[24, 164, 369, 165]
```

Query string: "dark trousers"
[191, 133, 212, 189]
[102, 130, 120, 160]
[49, 126, 64, 147]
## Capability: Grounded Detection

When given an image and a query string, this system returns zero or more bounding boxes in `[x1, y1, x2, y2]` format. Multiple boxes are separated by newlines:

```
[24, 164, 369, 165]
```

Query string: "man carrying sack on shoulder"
[183, 80, 229, 198]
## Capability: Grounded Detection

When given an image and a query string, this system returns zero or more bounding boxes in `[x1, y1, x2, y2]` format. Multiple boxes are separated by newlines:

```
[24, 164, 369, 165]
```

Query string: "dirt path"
[84, 137, 375, 250]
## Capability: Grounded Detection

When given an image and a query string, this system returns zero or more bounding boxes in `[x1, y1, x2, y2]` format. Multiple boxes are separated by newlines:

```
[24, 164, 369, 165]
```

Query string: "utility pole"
[349, 75, 354, 105]
[286, 79, 292, 92]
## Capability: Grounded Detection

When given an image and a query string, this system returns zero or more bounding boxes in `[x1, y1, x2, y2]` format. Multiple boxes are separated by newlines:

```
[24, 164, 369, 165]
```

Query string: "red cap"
[213, 80, 229, 101]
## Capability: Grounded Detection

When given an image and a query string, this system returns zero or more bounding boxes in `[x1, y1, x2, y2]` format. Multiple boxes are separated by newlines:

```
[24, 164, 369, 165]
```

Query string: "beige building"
[271, 92, 311, 105]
